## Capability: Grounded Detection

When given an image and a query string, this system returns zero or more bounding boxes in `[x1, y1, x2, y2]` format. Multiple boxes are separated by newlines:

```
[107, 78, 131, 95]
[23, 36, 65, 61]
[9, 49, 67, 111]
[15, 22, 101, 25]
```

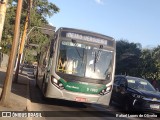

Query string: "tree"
[152, 46, 160, 79]
[25, 0, 59, 63]
[116, 39, 160, 81]
[116, 40, 142, 76]
[140, 49, 156, 79]
[1, 0, 16, 54]
[1, 0, 59, 63]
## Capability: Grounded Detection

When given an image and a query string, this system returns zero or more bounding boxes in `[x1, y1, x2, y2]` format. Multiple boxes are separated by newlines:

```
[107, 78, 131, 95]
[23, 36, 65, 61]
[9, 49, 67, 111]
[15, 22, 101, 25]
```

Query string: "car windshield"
[56, 40, 113, 80]
[127, 77, 156, 92]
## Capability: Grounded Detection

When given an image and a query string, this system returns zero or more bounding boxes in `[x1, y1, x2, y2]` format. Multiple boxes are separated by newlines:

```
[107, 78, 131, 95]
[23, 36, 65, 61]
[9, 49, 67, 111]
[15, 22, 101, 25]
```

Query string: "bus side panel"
[97, 92, 112, 105]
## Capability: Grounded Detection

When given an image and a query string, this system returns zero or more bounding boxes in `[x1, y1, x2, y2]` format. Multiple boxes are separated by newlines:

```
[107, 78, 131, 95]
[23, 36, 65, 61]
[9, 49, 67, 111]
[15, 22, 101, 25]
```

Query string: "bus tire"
[41, 75, 47, 100]
[42, 92, 47, 101]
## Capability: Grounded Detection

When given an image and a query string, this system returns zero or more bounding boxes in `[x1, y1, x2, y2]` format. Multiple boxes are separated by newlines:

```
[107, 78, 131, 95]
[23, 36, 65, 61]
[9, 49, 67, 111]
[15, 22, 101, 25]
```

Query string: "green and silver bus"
[36, 27, 116, 106]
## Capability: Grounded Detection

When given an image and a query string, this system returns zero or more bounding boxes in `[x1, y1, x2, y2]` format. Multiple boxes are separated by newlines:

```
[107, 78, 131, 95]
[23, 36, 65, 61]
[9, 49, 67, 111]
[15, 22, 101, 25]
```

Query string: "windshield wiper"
[71, 39, 83, 59]
[94, 45, 103, 72]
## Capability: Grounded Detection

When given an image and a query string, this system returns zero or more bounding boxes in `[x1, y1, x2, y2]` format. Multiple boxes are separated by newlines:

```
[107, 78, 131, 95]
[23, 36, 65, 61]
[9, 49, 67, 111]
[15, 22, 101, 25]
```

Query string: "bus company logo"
[66, 85, 79, 90]
[2, 112, 11, 117]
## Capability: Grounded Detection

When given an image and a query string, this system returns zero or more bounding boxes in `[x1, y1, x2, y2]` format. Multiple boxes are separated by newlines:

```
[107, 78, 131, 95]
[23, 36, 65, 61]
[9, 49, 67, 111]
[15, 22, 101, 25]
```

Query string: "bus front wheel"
[41, 75, 47, 100]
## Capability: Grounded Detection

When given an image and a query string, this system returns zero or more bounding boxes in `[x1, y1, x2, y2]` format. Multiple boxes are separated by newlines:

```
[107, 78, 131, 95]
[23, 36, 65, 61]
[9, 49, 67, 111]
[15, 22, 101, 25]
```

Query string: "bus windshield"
[57, 40, 113, 80]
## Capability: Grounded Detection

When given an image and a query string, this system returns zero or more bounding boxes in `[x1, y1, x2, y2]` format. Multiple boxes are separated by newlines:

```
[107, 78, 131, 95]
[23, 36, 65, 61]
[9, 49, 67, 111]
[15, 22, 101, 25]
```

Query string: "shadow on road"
[0, 70, 29, 97]
[0, 67, 30, 110]
[0, 70, 6, 89]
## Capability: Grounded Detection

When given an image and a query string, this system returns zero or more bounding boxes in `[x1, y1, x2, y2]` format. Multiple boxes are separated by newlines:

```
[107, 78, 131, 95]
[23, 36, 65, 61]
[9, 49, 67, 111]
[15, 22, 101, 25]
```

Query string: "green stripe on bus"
[59, 78, 106, 94]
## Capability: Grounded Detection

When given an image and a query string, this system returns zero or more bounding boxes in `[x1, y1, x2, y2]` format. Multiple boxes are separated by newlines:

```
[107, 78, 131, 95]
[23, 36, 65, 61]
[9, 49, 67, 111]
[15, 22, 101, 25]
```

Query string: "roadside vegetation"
[116, 40, 160, 81]
[1, 0, 59, 63]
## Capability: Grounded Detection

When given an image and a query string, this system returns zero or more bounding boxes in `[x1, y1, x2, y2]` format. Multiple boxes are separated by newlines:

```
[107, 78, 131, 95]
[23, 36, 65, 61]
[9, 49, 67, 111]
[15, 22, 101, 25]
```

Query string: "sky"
[48, 0, 160, 48]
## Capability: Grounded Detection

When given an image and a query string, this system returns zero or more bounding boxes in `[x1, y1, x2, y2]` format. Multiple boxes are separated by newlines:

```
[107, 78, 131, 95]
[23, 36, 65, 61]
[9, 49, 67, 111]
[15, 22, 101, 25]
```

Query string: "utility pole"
[14, 0, 32, 83]
[0, 0, 23, 106]
[0, 0, 8, 42]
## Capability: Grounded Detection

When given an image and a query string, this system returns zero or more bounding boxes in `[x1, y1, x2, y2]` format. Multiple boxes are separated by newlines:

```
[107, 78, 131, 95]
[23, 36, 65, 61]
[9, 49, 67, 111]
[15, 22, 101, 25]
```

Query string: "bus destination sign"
[66, 32, 108, 45]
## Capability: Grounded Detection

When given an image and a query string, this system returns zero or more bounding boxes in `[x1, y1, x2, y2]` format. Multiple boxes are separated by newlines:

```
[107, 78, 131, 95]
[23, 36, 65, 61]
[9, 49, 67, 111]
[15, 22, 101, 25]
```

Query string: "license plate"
[150, 104, 160, 109]
[75, 97, 86, 102]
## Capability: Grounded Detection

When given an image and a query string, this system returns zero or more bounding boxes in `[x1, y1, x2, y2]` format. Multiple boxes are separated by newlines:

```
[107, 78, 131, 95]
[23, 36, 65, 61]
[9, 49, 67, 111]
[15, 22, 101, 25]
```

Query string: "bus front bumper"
[45, 82, 111, 106]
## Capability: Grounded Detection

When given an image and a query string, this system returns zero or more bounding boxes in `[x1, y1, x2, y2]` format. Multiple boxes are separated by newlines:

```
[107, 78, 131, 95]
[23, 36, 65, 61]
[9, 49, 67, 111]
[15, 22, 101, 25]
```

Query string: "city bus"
[36, 27, 116, 106]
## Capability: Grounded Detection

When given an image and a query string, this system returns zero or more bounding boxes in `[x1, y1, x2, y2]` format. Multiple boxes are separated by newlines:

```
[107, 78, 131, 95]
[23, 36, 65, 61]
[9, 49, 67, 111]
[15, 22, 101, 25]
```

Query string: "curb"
[26, 78, 31, 111]
[26, 71, 32, 120]
[25, 68, 45, 120]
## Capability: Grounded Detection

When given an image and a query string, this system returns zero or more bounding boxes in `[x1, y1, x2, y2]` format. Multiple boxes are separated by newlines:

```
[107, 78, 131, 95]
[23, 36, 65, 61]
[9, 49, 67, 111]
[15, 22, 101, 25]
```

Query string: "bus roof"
[57, 27, 115, 41]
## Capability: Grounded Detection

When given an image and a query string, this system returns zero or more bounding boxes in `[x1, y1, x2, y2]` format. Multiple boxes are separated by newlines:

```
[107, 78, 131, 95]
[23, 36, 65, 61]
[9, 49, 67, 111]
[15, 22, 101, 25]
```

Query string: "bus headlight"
[99, 85, 112, 95]
[51, 76, 64, 90]
[53, 78, 58, 84]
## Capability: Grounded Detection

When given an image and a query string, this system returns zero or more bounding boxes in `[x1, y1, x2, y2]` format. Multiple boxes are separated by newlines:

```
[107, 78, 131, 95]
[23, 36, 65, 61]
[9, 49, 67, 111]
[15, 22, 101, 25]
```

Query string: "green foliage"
[116, 40, 160, 80]
[25, 49, 37, 64]
[24, 0, 59, 63]
[140, 49, 156, 79]
[116, 40, 142, 76]
[1, 0, 59, 63]
[32, 0, 59, 17]
[1, 0, 16, 54]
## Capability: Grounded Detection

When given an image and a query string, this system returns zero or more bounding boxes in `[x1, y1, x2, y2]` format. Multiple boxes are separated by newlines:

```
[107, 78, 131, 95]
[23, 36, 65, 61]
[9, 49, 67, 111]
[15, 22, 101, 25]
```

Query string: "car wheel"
[124, 102, 133, 113]
[124, 103, 129, 111]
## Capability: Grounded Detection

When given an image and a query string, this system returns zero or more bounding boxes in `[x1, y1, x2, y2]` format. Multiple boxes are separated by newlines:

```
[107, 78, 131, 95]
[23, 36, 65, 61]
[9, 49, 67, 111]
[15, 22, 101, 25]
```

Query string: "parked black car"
[111, 75, 160, 112]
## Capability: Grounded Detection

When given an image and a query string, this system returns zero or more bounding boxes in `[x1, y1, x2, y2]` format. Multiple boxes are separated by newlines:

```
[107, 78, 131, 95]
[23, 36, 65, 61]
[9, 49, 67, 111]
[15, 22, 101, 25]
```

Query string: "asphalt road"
[26, 67, 158, 120]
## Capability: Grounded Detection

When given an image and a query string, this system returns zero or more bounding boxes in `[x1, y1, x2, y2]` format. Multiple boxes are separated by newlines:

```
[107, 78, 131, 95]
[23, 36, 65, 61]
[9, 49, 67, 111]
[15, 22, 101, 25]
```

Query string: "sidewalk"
[0, 67, 32, 120]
